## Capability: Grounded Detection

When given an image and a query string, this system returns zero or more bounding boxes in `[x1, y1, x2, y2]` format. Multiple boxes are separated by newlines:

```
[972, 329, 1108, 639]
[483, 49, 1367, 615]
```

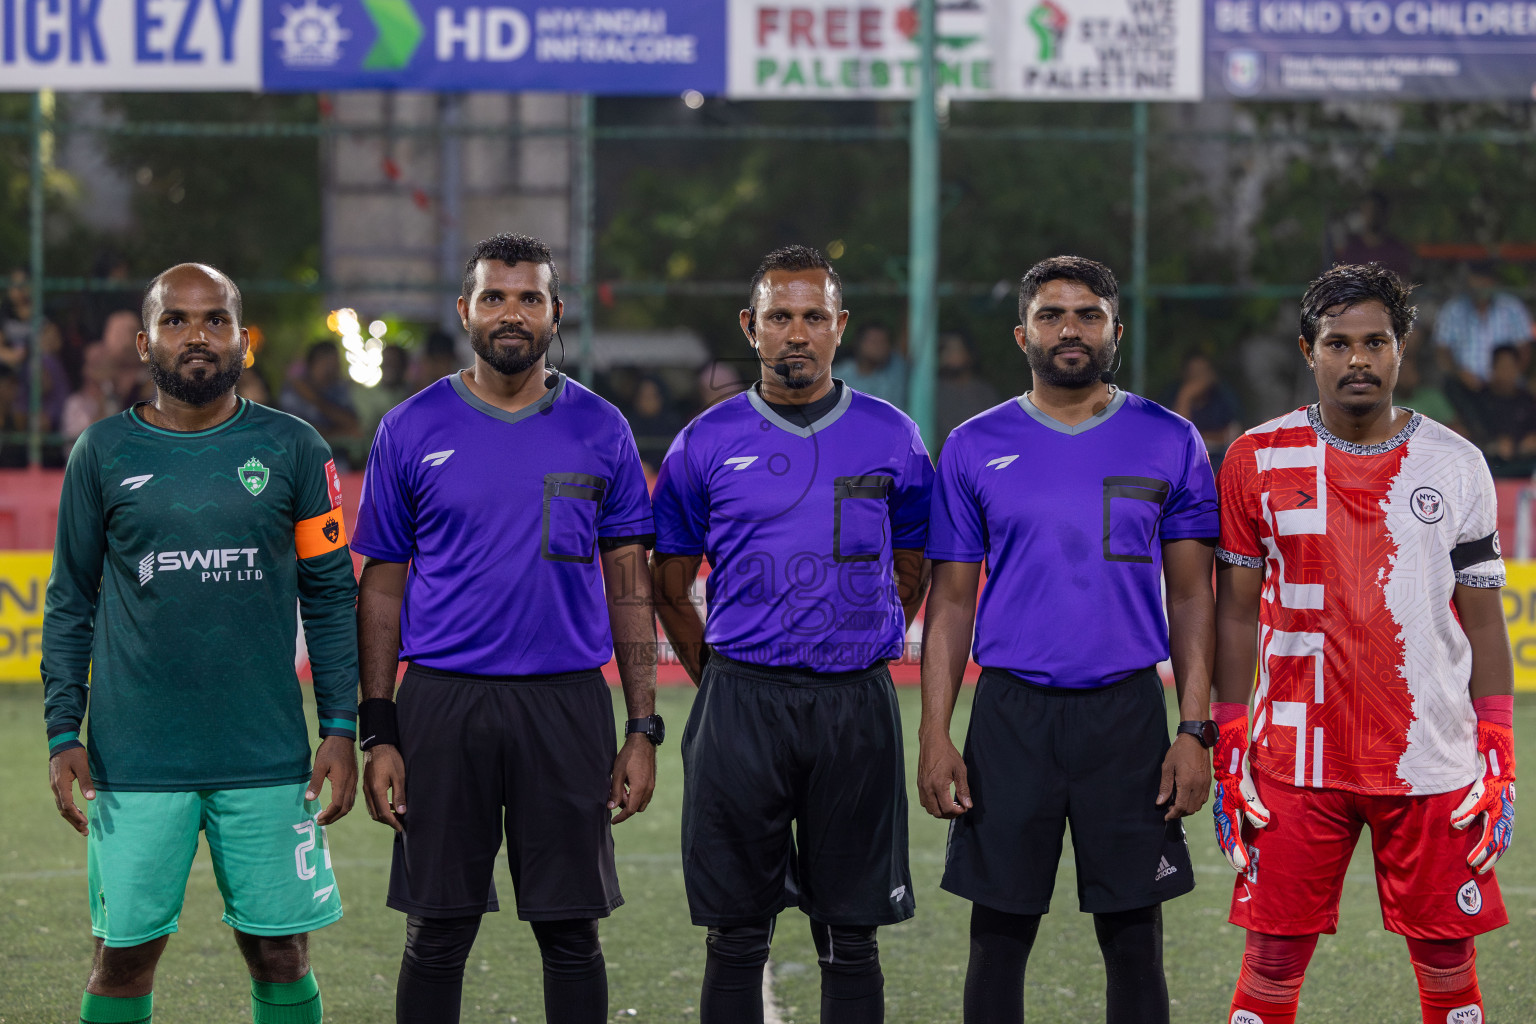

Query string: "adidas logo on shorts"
[1447, 1006, 1483, 1023]
[1231, 1011, 1265, 1024]
[1155, 856, 1177, 881]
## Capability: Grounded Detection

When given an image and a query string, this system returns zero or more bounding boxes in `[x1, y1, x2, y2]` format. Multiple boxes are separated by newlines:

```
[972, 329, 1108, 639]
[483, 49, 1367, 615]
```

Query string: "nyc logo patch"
[1411, 486, 1445, 524]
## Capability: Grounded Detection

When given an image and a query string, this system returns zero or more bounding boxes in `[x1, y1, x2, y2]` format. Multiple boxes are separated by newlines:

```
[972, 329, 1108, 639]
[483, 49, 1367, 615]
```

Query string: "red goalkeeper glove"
[1211, 702, 1271, 874]
[1451, 701, 1516, 875]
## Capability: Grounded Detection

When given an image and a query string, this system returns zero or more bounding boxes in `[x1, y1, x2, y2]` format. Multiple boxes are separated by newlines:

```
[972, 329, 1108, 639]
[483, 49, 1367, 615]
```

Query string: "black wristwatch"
[1177, 720, 1218, 749]
[625, 715, 666, 747]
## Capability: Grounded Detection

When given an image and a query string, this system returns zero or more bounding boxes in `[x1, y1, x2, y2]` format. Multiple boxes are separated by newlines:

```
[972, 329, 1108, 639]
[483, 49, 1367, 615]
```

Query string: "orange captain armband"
[295, 507, 348, 559]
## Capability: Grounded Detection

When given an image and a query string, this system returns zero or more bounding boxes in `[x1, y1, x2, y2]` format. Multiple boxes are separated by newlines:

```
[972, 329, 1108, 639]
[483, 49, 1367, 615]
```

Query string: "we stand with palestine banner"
[4, 0, 1531, 97]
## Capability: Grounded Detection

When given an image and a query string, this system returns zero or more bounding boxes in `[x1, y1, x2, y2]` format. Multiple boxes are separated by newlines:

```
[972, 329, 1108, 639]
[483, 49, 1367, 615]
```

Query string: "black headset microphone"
[537, 302, 566, 411]
[1099, 332, 1123, 386]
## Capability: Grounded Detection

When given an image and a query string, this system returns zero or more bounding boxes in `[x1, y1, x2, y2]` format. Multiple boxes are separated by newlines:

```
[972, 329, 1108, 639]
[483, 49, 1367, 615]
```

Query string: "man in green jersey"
[42, 264, 360, 1024]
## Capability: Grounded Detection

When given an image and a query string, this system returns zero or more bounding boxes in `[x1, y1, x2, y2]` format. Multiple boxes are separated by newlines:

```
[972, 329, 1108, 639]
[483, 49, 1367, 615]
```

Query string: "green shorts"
[86, 783, 342, 947]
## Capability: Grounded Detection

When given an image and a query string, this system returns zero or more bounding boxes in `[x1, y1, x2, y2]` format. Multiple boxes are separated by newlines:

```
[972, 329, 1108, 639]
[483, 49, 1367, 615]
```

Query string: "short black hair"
[141, 262, 243, 328]
[747, 245, 843, 310]
[1299, 263, 1417, 350]
[1492, 343, 1522, 364]
[306, 339, 339, 366]
[1018, 255, 1119, 324]
[855, 320, 892, 342]
[462, 233, 559, 303]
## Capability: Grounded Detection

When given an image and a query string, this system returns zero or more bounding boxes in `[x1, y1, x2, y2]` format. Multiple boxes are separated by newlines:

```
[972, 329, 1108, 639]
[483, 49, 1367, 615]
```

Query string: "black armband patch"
[358, 698, 400, 751]
[1450, 532, 1500, 571]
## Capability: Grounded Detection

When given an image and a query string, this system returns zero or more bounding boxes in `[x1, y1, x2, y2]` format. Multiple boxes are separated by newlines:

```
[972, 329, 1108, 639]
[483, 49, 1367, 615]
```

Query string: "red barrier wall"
[7, 469, 1528, 687]
[9, 470, 1533, 555]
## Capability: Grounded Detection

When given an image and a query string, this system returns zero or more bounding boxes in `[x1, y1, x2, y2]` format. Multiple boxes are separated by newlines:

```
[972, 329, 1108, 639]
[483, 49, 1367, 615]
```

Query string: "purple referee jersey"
[351, 373, 654, 676]
[652, 383, 934, 672]
[929, 390, 1218, 688]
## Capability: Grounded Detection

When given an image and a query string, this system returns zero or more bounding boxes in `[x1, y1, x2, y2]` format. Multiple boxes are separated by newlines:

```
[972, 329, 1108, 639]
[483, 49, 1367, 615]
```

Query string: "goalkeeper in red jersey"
[1211, 264, 1514, 1024]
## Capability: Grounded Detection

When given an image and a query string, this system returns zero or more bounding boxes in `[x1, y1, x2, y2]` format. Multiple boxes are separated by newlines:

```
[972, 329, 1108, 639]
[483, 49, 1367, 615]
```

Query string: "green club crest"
[239, 457, 270, 496]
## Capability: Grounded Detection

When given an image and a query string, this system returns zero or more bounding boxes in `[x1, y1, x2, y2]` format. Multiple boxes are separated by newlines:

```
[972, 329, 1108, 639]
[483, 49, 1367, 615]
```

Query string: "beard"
[1025, 336, 1115, 389]
[1334, 370, 1388, 414]
[148, 349, 244, 406]
[470, 321, 555, 376]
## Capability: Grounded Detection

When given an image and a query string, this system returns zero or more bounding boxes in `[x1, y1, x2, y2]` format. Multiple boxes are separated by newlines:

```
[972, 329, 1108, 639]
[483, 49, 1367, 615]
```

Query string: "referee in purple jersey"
[651, 246, 934, 1024]
[351, 234, 661, 1024]
[917, 256, 1218, 1024]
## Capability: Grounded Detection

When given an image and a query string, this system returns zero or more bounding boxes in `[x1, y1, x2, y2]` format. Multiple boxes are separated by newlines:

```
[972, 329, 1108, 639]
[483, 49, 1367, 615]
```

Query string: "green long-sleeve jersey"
[41, 399, 359, 791]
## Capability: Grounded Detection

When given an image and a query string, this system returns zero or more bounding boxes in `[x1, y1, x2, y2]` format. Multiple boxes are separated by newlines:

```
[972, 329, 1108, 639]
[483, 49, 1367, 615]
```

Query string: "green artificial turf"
[2, 683, 1531, 1022]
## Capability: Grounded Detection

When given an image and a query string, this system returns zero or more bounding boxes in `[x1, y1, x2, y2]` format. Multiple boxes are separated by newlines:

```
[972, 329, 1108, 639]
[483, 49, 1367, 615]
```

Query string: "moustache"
[492, 327, 534, 341]
[1338, 374, 1382, 389]
[1050, 343, 1092, 357]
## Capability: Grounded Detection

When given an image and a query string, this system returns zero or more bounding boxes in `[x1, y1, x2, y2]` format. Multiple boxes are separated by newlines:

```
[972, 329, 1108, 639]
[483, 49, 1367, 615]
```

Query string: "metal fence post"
[573, 94, 596, 386]
[27, 91, 49, 468]
[907, 0, 939, 448]
[1130, 101, 1148, 397]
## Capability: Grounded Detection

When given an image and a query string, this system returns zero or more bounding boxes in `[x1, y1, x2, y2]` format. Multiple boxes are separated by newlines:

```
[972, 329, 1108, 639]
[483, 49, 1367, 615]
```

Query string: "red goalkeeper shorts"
[1228, 771, 1507, 940]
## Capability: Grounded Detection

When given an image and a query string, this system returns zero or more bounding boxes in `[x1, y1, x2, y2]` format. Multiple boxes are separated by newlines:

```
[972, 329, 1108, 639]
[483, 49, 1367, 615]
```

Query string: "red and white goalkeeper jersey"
[1217, 406, 1504, 796]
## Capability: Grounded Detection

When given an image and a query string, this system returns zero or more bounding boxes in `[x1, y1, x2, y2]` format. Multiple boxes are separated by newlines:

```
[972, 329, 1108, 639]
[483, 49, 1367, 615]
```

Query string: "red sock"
[1408, 938, 1483, 1024]
[1228, 932, 1315, 1024]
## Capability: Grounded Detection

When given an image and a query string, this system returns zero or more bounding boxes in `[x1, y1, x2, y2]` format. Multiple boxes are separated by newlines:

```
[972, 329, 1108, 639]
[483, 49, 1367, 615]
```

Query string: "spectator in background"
[698, 359, 745, 410]
[0, 268, 37, 371]
[1434, 261, 1533, 394]
[1395, 349, 1461, 432]
[1162, 352, 1243, 460]
[413, 328, 460, 393]
[0, 364, 29, 466]
[62, 342, 118, 440]
[1468, 344, 1536, 464]
[100, 310, 152, 410]
[627, 375, 685, 472]
[1332, 192, 1416, 280]
[280, 340, 359, 446]
[81, 251, 134, 348]
[352, 343, 410, 444]
[32, 320, 72, 431]
[834, 321, 908, 407]
[934, 329, 1000, 445]
[237, 368, 272, 405]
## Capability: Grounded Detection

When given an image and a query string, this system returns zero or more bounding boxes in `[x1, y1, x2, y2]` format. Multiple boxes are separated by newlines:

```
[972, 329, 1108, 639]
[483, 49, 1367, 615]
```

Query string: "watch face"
[1202, 720, 1218, 748]
[630, 715, 665, 745]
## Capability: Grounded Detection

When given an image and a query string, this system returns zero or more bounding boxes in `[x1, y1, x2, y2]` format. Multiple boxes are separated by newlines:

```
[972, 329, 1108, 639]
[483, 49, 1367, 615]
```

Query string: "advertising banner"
[0, 552, 48, 683]
[261, 0, 725, 92]
[999, 0, 1203, 100]
[727, 0, 1200, 101]
[0, 0, 262, 90]
[1502, 561, 1536, 692]
[727, 0, 1001, 99]
[1207, 0, 1536, 99]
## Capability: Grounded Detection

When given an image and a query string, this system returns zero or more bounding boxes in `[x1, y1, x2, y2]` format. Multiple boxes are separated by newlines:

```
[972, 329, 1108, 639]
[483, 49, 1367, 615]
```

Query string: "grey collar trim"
[1016, 388, 1127, 436]
[1307, 404, 1420, 455]
[450, 370, 565, 425]
[747, 380, 852, 438]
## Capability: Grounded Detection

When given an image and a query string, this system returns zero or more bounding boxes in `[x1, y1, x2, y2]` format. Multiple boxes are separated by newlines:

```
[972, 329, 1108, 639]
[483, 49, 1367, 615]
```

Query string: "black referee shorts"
[681, 654, 916, 929]
[386, 663, 623, 921]
[941, 666, 1194, 916]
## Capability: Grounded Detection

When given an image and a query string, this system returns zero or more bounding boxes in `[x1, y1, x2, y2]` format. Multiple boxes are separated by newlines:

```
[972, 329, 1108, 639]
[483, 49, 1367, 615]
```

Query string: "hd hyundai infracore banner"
[1, 0, 1532, 100]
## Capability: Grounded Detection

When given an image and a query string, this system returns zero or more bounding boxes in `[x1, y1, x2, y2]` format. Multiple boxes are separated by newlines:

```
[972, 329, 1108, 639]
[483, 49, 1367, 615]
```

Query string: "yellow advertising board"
[6, 551, 1536, 688]
[1500, 561, 1536, 692]
[0, 552, 50, 683]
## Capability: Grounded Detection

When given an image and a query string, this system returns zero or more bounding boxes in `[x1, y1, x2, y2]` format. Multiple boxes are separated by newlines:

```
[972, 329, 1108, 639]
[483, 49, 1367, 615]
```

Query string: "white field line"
[763, 959, 786, 1024]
